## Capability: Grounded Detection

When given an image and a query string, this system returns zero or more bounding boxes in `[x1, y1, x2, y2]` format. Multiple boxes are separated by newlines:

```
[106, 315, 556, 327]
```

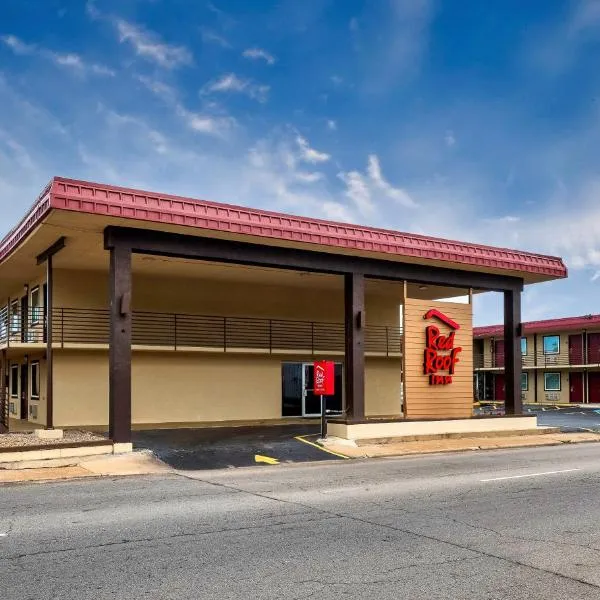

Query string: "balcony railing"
[0, 306, 403, 356]
[474, 350, 600, 369]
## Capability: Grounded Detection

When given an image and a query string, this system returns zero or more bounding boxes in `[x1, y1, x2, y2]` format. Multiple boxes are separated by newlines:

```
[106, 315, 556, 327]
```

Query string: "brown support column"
[344, 272, 365, 421]
[46, 254, 54, 429]
[109, 244, 132, 443]
[36, 237, 66, 430]
[504, 288, 523, 415]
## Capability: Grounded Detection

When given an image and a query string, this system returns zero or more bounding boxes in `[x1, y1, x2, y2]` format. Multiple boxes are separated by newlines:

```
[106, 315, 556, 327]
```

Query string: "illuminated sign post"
[314, 361, 335, 437]
[423, 309, 462, 385]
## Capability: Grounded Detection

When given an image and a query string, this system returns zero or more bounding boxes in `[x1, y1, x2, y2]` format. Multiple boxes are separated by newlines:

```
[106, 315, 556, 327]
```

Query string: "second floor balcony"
[0, 306, 403, 357]
[474, 349, 600, 369]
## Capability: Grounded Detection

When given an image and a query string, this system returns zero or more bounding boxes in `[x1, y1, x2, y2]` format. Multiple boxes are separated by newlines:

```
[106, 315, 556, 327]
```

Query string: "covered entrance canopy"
[0, 177, 567, 440]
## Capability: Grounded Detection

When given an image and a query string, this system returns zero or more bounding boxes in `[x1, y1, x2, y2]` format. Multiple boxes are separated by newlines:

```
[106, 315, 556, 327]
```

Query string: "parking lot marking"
[254, 455, 279, 465]
[481, 468, 580, 482]
[294, 435, 350, 459]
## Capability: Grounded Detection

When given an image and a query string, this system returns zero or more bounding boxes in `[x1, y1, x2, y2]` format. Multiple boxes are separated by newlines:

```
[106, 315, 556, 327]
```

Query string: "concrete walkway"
[2, 430, 600, 484]
[324, 431, 600, 458]
[0, 451, 170, 483]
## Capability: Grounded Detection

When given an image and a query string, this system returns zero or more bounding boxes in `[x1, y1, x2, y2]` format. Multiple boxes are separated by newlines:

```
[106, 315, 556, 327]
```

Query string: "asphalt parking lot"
[478, 404, 600, 432]
[133, 408, 600, 471]
[132, 424, 346, 470]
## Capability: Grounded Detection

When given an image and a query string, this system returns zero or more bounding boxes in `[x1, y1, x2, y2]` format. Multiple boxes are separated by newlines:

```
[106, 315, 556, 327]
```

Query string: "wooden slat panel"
[404, 298, 473, 419]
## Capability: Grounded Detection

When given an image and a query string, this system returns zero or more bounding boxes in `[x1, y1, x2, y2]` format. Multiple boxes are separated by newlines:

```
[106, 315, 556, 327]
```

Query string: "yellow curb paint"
[254, 454, 279, 465]
[294, 435, 350, 459]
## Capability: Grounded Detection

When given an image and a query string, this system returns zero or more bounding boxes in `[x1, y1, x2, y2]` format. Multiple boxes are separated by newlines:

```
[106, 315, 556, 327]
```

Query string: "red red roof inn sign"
[423, 309, 462, 385]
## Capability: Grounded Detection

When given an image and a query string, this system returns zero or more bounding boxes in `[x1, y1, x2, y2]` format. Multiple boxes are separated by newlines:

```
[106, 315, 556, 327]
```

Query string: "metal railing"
[0, 306, 403, 356]
[474, 350, 600, 369]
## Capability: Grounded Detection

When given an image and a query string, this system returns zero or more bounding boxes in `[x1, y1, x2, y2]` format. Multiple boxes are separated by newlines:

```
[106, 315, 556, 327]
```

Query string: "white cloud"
[200, 28, 231, 48]
[116, 19, 192, 68]
[327, 120, 337, 131]
[50, 52, 84, 69]
[175, 105, 236, 138]
[91, 64, 116, 77]
[366, 154, 418, 207]
[295, 171, 324, 183]
[591, 271, 600, 282]
[338, 170, 374, 217]
[202, 73, 270, 103]
[444, 130, 456, 147]
[242, 47, 276, 65]
[296, 135, 330, 163]
[1, 34, 115, 76]
[330, 75, 343, 85]
[1, 34, 35, 54]
[137, 76, 177, 102]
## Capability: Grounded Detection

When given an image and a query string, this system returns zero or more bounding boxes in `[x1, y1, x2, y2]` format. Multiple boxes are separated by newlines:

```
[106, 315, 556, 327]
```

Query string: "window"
[10, 364, 18, 397]
[9, 300, 19, 334]
[521, 372, 528, 391]
[543, 335, 560, 355]
[30, 286, 42, 325]
[544, 372, 561, 391]
[521, 337, 527, 355]
[30, 362, 40, 399]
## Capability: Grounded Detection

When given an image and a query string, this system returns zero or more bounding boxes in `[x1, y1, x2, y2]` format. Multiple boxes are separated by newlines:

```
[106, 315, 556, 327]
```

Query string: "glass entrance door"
[302, 363, 322, 417]
[301, 362, 344, 417]
[281, 362, 344, 418]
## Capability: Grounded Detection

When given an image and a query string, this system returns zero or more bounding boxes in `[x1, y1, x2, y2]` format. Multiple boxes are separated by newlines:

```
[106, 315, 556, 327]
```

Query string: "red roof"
[0, 176, 568, 279]
[474, 314, 600, 337]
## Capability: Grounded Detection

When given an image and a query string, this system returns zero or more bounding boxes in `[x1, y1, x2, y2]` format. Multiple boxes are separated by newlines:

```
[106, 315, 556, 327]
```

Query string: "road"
[3, 444, 600, 599]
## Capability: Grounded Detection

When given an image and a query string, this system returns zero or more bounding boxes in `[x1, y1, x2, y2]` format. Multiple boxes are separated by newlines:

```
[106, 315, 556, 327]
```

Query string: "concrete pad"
[0, 466, 92, 483]
[34, 429, 64, 440]
[324, 431, 600, 458]
[80, 451, 171, 476]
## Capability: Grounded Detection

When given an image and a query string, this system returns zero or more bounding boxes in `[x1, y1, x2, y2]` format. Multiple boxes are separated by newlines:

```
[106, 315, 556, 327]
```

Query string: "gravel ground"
[0, 430, 107, 448]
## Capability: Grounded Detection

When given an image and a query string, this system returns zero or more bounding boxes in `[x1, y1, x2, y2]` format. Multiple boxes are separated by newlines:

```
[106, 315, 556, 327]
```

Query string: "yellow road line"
[294, 435, 350, 459]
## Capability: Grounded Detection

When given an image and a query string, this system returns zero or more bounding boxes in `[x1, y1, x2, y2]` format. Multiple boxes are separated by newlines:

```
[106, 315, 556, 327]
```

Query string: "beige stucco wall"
[521, 370, 534, 404]
[6, 353, 46, 423]
[535, 369, 569, 403]
[365, 358, 402, 416]
[53, 350, 402, 427]
[53, 268, 402, 326]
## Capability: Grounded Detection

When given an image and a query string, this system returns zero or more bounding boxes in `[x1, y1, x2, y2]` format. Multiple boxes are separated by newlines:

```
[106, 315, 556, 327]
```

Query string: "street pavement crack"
[0, 513, 339, 562]
[181, 472, 600, 591]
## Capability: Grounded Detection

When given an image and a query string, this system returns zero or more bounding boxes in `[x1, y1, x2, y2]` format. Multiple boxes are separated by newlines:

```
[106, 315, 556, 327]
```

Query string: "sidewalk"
[0, 450, 171, 484]
[323, 431, 600, 458]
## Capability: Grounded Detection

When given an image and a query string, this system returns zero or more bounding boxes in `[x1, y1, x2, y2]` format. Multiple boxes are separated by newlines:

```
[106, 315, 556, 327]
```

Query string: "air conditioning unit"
[545, 392, 559, 401]
[545, 355, 558, 365]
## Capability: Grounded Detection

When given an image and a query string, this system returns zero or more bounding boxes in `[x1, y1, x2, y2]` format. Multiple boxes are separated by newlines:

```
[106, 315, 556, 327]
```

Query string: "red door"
[588, 333, 600, 364]
[589, 372, 600, 404]
[494, 340, 505, 368]
[569, 372, 584, 403]
[494, 374, 505, 401]
[569, 335, 583, 365]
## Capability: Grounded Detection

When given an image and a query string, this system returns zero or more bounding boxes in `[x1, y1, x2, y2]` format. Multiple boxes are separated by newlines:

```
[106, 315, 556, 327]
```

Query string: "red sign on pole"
[314, 361, 335, 395]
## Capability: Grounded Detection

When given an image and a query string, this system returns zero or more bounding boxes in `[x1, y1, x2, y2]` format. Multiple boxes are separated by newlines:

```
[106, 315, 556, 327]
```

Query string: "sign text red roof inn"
[0, 177, 568, 279]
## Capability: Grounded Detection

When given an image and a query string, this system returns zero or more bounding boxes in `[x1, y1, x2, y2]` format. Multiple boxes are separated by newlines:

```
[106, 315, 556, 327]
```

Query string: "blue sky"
[1, 0, 599, 325]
